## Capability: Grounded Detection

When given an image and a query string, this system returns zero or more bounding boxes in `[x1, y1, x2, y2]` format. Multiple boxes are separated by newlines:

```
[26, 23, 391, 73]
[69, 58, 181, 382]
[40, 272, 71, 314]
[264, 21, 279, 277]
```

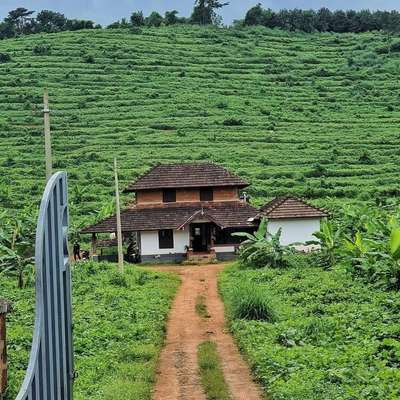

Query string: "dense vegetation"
[243, 5, 400, 34]
[0, 8, 99, 39]
[220, 201, 400, 399]
[1, 25, 400, 232]
[2, 261, 179, 399]
[220, 262, 400, 399]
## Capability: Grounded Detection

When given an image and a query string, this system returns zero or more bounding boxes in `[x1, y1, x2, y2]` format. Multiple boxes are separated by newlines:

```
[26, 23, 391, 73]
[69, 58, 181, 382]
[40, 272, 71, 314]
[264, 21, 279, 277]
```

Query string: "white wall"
[268, 218, 321, 246]
[140, 229, 190, 256]
[212, 245, 235, 253]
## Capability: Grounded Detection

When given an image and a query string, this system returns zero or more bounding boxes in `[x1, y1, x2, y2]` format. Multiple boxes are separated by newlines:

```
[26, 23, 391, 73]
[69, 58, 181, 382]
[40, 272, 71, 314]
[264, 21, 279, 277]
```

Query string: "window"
[158, 229, 174, 249]
[163, 189, 176, 203]
[214, 228, 254, 245]
[200, 187, 213, 201]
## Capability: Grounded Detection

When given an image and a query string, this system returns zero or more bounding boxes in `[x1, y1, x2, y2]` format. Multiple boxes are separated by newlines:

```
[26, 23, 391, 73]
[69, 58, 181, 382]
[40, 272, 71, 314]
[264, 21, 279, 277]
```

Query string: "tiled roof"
[81, 202, 258, 233]
[124, 162, 249, 191]
[260, 196, 328, 219]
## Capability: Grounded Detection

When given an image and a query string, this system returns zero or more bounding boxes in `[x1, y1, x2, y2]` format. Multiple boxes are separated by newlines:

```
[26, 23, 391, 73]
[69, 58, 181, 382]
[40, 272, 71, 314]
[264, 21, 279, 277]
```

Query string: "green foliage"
[312, 219, 340, 268]
[197, 341, 230, 400]
[0, 52, 11, 63]
[233, 218, 290, 269]
[32, 43, 51, 55]
[224, 277, 277, 322]
[2, 262, 180, 399]
[243, 5, 400, 34]
[131, 11, 145, 27]
[219, 264, 400, 399]
[0, 209, 36, 288]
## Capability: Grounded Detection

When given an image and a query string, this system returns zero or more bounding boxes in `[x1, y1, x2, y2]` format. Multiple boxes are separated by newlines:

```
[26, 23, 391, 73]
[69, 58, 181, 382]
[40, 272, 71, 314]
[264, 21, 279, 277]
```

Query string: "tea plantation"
[1, 25, 400, 229]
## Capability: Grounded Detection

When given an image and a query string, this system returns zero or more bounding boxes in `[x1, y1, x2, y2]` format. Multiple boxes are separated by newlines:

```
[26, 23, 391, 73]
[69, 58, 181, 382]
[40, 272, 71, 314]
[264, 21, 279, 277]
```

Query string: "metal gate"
[16, 172, 74, 400]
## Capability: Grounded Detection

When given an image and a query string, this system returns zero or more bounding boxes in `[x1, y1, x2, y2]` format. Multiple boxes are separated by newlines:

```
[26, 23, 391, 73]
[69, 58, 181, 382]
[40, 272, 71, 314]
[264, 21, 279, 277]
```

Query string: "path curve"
[149, 264, 263, 400]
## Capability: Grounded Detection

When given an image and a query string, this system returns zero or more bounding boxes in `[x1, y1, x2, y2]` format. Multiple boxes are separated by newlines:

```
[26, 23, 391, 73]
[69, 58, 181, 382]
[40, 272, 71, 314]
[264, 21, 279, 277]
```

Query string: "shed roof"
[260, 196, 328, 219]
[81, 202, 258, 233]
[124, 162, 249, 191]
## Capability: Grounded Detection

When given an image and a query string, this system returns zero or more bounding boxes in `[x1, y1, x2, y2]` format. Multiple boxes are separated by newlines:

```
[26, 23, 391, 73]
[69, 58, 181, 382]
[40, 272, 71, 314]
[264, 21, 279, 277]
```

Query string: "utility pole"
[43, 89, 52, 181]
[114, 158, 124, 273]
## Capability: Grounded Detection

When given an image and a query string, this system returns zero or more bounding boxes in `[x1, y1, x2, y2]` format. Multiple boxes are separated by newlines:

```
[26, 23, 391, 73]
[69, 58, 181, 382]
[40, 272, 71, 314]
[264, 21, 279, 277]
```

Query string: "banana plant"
[387, 227, 400, 290]
[313, 219, 341, 268]
[0, 210, 35, 288]
[232, 218, 289, 268]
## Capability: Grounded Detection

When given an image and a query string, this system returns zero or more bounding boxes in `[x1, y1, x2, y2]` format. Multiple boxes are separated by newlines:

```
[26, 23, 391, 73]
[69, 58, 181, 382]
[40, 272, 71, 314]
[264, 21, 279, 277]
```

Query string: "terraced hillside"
[0, 26, 399, 226]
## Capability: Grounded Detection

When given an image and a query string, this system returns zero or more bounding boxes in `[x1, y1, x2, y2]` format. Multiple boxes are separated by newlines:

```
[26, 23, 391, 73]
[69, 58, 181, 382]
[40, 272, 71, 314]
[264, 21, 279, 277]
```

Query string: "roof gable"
[260, 196, 328, 219]
[124, 162, 249, 191]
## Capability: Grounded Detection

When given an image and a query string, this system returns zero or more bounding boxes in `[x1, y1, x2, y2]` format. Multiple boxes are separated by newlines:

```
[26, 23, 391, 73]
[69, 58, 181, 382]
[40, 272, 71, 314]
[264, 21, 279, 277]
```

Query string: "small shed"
[260, 196, 328, 246]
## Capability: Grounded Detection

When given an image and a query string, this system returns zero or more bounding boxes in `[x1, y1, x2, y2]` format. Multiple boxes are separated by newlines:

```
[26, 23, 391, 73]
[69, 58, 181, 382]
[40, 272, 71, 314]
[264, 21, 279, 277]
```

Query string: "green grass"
[198, 341, 231, 400]
[225, 280, 277, 322]
[2, 261, 180, 400]
[1, 26, 400, 231]
[219, 263, 400, 400]
[195, 295, 210, 318]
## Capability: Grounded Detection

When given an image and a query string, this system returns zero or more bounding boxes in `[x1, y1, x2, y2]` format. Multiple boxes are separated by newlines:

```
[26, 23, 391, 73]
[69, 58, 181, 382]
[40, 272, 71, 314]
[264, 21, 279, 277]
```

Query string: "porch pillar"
[0, 300, 11, 397]
[91, 233, 98, 260]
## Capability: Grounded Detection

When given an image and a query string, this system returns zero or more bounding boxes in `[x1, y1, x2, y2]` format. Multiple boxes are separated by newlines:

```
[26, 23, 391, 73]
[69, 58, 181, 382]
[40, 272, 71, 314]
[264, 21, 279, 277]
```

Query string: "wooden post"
[0, 300, 11, 397]
[114, 158, 124, 273]
[43, 89, 52, 181]
[91, 233, 98, 259]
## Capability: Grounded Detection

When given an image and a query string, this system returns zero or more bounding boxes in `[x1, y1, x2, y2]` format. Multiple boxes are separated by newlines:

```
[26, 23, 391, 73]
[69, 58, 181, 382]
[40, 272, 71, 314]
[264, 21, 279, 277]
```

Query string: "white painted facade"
[212, 245, 236, 253]
[268, 218, 321, 246]
[140, 229, 190, 256]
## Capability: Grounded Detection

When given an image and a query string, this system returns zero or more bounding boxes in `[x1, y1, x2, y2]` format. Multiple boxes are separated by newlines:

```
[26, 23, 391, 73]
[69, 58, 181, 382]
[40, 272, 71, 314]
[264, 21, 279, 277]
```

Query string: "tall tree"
[191, 0, 229, 25]
[5, 7, 34, 32]
[131, 11, 145, 27]
[36, 10, 66, 32]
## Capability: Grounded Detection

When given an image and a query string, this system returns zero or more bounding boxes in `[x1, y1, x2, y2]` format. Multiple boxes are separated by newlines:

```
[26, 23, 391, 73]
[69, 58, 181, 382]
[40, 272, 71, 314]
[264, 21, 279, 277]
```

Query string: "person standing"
[73, 240, 81, 261]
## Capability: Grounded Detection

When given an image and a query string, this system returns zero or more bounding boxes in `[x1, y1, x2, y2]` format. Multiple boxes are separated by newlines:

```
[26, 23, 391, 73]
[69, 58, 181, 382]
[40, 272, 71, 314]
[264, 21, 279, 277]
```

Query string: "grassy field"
[2, 261, 179, 400]
[1, 25, 400, 230]
[219, 263, 400, 400]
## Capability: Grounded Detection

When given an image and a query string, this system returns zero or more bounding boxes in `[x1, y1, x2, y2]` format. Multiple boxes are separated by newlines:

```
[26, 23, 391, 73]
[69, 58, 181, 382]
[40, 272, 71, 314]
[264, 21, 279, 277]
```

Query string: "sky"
[1, 1, 400, 26]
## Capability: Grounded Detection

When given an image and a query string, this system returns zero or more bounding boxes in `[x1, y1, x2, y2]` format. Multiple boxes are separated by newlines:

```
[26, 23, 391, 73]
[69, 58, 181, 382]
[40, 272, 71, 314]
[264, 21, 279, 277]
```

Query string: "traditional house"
[259, 196, 328, 246]
[82, 163, 259, 263]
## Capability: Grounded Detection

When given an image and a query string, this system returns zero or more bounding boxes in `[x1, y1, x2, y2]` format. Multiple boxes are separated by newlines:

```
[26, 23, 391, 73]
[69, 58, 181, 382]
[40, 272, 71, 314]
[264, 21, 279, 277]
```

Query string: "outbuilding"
[259, 196, 328, 247]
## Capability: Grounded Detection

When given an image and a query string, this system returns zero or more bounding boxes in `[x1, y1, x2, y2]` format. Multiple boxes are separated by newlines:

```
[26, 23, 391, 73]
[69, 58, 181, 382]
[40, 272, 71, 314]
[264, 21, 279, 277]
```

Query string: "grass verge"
[197, 341, 231, 400]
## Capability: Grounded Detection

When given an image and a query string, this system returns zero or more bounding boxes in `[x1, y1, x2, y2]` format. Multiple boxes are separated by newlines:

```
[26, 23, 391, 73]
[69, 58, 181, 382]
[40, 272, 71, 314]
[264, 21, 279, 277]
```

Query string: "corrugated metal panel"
[16, 172, 74, 400]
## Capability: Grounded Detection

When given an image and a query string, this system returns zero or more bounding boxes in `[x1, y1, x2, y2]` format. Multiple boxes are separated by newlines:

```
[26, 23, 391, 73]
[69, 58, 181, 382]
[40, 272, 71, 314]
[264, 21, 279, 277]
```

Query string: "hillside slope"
[0, 26, 399, 225]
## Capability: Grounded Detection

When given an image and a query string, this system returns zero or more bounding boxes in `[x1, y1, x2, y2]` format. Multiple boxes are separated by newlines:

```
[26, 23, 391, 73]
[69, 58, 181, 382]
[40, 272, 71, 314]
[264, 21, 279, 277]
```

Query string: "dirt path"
[149, 264, 263, 400]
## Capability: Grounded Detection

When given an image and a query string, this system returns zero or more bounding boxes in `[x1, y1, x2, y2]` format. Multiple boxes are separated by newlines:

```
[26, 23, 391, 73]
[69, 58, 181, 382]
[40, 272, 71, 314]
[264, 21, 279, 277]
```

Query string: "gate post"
[16, 172, 74, 400]
[0, 300, 11, 398]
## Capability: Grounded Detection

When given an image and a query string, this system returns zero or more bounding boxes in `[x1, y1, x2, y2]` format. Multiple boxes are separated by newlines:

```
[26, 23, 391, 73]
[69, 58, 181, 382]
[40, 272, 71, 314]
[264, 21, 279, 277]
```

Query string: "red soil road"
[149, 264, 264, 400]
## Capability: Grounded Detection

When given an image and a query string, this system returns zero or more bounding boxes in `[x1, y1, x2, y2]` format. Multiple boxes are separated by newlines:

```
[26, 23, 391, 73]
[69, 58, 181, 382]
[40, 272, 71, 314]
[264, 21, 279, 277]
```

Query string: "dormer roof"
[124, 162, 249, 192]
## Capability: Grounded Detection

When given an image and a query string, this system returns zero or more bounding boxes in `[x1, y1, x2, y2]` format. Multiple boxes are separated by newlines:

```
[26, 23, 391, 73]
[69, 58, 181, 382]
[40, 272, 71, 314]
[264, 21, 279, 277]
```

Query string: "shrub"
[33, 44, 51, 55]
[83, 54, 95, 63]
[223, 118, 243, 126]
[229, 282, 277, 321]
[109, 271, 128, 287]
[0, 52, 12, 63]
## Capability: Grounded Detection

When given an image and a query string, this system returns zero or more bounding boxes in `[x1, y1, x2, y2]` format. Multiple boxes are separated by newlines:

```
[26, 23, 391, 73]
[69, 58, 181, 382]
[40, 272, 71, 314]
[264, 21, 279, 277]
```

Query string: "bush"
[33, 44, 51, 55]
[0, 52, 11, 63]
[83, 54, 95, 64]
[223, 118, 243, 126]
[109, 271, 128, 287]
[229, 282, 277, 321]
